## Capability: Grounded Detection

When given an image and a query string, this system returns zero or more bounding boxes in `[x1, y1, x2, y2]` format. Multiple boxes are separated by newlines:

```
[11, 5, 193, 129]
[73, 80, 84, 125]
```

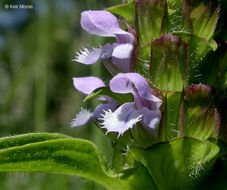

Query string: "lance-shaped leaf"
[181, 84, 220, 140]
[149, 34, 189, 91]
[106, 3, 135, 23]
[135, 0, 168, 47]
[130, 137, 220, 190]
[0, 133, 157, 190]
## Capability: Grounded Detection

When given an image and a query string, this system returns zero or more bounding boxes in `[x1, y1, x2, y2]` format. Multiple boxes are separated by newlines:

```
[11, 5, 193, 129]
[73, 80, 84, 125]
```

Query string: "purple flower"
[71, 76, 117, 127]
[100, 73, 162, 136]
[73, 11, 135, 73]
[71, 73, 162, 137]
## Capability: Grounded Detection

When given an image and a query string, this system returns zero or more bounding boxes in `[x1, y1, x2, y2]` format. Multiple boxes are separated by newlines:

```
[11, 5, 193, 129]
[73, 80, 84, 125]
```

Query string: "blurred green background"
[0, 0, 120, 189]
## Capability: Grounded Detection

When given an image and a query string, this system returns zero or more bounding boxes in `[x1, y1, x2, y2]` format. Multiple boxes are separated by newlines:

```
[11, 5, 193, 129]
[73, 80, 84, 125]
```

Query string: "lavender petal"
[140, 107, 161, 135]
[81, 11, 120, 37]
[73, 76, 105, 95]
[114, 29, 135, 44]
[73, 47, 102, 65]
[71, 108, 93, 127]
[100, 43, 114, 59]
[110, 73, 162, 108]
[112, 43, 133, 72]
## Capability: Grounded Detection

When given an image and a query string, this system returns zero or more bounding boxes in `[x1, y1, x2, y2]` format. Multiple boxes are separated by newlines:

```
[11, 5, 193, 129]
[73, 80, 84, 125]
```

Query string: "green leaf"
[0, 134, 115, 189]
[137, 34, 189, 91]
[0, 133, 156, 190]
[0, 133, 71, 149]
[106, 3, 135, 23]
[83, 87, 134, 105]
[182, 84, 220, 140]
[130, 137, 220, 190]
[135, 0, 168, 47]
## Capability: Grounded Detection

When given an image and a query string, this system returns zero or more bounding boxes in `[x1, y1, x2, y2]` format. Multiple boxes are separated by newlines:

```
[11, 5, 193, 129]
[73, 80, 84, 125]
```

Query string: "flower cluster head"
[72, 10, 162, 138]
